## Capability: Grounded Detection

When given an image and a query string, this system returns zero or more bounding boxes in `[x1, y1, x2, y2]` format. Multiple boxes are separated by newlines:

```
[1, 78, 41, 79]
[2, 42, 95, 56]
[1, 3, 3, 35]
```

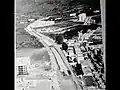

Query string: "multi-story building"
[16, 57, 30, 76]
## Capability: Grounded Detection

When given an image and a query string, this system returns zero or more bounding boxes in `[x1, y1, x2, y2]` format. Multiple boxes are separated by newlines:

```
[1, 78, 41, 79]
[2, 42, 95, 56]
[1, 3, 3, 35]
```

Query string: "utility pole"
[100, 0, 106, 78]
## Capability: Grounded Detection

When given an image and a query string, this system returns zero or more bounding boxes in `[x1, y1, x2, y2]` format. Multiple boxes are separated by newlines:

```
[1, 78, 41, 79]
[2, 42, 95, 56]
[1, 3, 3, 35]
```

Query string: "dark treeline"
[21, 0, 100, 17]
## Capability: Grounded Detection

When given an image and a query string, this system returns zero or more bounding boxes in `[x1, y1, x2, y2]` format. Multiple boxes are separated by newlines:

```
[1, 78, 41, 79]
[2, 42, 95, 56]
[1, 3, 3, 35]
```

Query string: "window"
[17, 66, 28, 75]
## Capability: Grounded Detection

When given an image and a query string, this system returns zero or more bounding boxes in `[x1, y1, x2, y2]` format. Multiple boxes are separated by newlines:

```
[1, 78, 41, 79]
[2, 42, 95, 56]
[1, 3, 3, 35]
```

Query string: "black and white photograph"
[15, 0, 106, 90]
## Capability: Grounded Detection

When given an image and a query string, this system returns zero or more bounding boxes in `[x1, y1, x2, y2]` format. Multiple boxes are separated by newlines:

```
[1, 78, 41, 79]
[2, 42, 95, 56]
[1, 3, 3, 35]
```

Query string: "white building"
[78, 13, 86, 22]
[28, 18, 35, 22]
[70, 13, 76, 17]
[77, 56, 84, 64]
[78, 31, 82, 40]
[16, 57, 30, 76]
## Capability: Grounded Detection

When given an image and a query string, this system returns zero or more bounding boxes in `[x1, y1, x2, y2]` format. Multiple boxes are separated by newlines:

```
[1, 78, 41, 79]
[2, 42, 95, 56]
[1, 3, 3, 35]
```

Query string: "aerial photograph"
[15, 0, 106, 90]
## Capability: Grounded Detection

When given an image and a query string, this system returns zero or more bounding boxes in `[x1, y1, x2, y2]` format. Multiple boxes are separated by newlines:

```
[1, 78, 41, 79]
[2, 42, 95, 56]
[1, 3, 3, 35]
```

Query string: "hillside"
[16, 13, 44, 49]
[16, 0, 100, 17]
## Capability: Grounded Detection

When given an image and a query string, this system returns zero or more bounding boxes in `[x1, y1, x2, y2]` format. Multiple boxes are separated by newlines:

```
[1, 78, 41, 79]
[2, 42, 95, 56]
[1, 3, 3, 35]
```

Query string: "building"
[78, 13, 86, 22]
[70, 13, 76, 17]
[16, 57, 30, 76]
[28, 18, 35, 22]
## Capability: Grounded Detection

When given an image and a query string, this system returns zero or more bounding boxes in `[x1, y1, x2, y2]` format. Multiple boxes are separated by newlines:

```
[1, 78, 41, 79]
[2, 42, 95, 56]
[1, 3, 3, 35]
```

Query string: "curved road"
[25, 24, 83, 90]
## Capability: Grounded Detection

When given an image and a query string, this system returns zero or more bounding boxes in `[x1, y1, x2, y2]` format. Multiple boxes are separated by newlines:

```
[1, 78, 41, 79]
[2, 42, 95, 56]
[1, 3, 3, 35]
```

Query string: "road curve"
[25, 24, 83, 90]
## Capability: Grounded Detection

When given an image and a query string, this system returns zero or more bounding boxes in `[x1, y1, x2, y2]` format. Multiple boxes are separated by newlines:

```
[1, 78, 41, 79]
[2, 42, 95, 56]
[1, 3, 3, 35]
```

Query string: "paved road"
[25, 24, 83, 90]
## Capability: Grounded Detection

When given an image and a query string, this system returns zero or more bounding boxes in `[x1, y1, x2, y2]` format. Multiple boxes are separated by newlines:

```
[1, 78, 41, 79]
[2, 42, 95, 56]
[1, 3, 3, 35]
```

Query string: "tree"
[20, 0, 100, 17]
[62, 42, 68, 51]
[55, 35, 64, 44]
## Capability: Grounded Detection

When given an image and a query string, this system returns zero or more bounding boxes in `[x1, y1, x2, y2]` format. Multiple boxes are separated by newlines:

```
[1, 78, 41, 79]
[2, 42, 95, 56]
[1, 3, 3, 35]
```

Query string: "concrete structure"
[16, 57, 30, 76]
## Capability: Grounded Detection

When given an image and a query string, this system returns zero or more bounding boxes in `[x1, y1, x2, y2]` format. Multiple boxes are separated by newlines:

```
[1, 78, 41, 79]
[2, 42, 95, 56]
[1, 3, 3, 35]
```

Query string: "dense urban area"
[16, 0, 105, 90]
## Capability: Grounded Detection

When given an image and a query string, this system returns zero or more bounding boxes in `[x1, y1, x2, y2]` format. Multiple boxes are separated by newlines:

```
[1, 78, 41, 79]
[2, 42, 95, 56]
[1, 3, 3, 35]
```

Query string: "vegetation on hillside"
[16, 0, 100, 17]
